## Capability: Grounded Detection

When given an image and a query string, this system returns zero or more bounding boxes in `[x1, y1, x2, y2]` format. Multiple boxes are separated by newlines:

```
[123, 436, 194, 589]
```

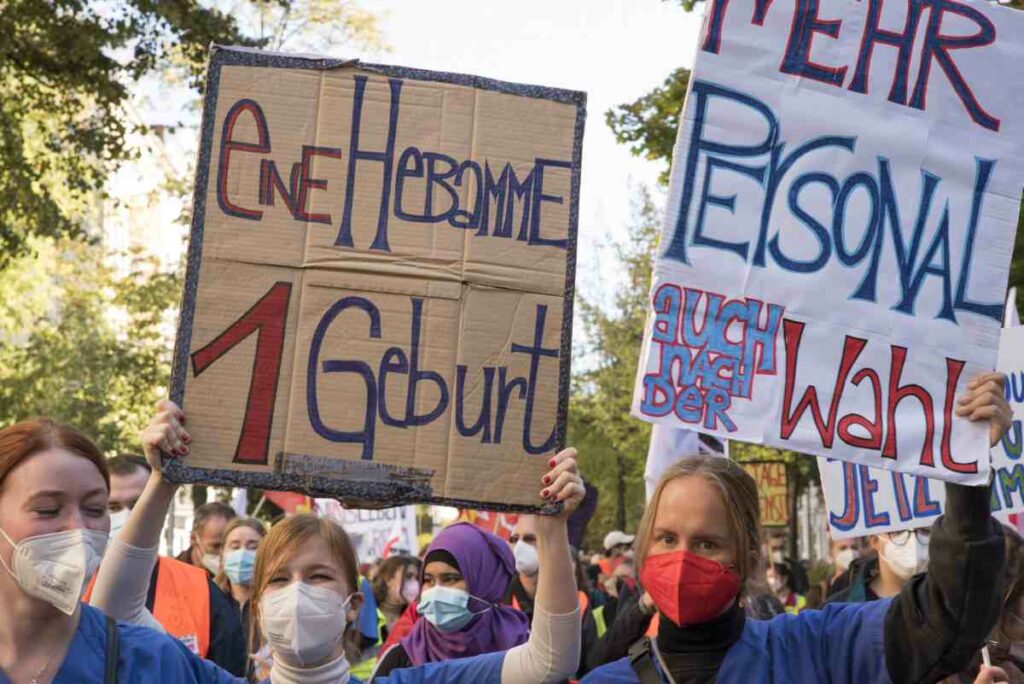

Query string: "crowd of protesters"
[0, 371, 1019, 682]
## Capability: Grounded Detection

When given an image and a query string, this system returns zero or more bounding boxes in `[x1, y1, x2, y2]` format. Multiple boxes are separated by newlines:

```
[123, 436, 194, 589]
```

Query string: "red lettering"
[217, 99, 272, 221]
[882, 346, 934, 466]
[940, 357, 977, 474]
[780, 320, 866, 446]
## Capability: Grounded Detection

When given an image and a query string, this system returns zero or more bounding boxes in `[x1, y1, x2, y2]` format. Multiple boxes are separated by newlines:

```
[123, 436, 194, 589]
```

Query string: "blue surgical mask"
[418, 586, 489, 632]
[223, 549, 256, 586]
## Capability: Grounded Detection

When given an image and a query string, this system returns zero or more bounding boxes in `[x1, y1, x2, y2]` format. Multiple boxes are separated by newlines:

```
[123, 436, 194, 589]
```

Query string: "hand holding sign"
[538, 448, 585, 520]
[141, 399, 191, 475]
[955, 373, 1013, 447]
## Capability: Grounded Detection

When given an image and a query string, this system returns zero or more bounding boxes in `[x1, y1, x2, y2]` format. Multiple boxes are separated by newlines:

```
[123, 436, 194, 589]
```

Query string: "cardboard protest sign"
[632, 1, 1024, 485]
[741, 461, 789, 527]
[822, 325, 1024, 538]
[316, 501, 419, 562]
[168, 46, 585, 510]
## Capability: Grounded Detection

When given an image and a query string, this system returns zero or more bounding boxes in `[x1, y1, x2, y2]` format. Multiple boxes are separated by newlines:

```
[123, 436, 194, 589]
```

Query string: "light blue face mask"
[418, 586, 490, 633]
[223, 548, 256, 587]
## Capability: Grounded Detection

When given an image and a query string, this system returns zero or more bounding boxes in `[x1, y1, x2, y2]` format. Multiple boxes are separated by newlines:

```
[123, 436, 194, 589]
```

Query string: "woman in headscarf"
[371, 522, 530, 677]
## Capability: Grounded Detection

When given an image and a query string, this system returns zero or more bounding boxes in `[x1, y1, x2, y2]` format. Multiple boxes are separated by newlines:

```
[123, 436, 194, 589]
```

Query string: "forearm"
[120, 474, 176, 549]
[89, 537, 164, 631]
[500, 605, 581, 683]
[885, 482, 1005, 683]
[533, 515, 576, 615]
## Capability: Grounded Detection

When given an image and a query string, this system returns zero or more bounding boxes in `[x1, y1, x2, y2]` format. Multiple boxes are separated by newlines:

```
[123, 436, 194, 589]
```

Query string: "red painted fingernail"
[543, 475, 551, 484]
[541, 489, 550, 498]
[183, 434, 192, 444]
[548, 458, 556, 467]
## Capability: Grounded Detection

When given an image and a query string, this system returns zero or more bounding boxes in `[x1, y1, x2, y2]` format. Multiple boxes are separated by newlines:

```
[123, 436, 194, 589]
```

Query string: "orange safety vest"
[646, 611, 659, 638]
[85, 556, 211, 658]
[512, 591, 589, 615]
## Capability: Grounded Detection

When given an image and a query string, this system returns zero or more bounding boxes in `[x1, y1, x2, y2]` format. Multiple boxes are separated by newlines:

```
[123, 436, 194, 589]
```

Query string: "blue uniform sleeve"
[580, 657, 641, 682]
[119, 623, 247, 684]
[746, 599, 892, 684]
[374, 651, 505, 684]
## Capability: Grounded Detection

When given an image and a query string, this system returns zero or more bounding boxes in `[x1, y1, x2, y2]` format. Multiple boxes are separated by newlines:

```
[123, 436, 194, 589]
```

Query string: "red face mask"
[639, 550, 741, 627]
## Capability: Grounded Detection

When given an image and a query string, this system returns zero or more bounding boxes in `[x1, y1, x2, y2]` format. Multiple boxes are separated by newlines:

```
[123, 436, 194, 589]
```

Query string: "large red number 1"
[191, 282, 292, 464]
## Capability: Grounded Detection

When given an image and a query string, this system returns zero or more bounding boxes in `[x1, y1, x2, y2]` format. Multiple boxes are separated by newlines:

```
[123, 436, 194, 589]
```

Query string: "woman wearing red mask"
[583, 372, 1013, 684]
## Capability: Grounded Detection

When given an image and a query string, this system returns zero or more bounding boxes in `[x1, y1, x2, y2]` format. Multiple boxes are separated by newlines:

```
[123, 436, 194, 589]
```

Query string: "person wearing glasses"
[827, 528, 931, 604]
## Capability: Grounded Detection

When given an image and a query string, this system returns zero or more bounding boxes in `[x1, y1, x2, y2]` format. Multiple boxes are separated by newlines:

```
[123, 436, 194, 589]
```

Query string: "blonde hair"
[249, 514, 361, 658]
[636, 455, 764, 585]
[214, 516, 268, 594]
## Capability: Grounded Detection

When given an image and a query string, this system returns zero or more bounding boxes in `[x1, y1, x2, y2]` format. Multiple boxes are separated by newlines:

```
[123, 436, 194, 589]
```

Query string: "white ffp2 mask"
[0, 525, 108, 615]
[260, 581, 351, 667]
[881, 537, 929, 580]
[514, 541, 539, 577]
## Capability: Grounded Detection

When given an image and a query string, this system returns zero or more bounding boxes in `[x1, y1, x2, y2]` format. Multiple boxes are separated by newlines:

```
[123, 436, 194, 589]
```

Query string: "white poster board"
[316, 501, 420, 562]
[822, 326, 1024, 538]
[632, 1, 1024, 485]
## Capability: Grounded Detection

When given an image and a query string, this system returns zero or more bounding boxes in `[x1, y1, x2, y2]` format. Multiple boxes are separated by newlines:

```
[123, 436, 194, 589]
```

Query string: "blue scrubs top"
[5, 603, 507, 684]
[0, 604, 243, 684]
[582, 599, 891, 684]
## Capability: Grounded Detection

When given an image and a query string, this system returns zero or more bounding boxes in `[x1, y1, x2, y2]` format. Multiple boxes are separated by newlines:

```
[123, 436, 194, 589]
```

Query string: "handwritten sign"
[632, 1, 1024, 485]
[167, 46, 585, 509]
[317, 502, 420, 562]
[822, 325, 1024, 538]
[741, 461, 788, 527]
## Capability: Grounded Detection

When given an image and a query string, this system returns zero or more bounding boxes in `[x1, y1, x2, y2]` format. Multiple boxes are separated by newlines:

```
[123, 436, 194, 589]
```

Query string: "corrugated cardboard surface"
[169, 47, 585, 510]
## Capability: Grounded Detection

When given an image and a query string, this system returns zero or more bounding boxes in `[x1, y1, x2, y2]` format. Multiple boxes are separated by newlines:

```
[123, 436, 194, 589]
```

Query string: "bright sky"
[361, 0, 703, 307]
[130, 1, 703, 311]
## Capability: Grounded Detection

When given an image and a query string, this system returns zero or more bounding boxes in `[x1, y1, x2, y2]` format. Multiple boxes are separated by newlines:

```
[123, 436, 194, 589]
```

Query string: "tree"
[0, 0, 386, 272]
[0, 1, 260, 268]
[0, 237, 180, 453]
[572, 188, 661, 549]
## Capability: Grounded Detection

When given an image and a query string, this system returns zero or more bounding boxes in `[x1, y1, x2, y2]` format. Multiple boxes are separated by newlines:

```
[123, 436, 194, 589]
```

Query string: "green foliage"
[605, 68, 690, 186]
[573, 188, 661, 549]
[0, 238, 180, 453]
[0, 1, 257, 268]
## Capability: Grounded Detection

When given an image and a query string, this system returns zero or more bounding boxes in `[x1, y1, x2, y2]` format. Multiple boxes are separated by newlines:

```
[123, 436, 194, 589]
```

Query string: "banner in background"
[632, 1, 1024, 485]
[822, 326, 1024, 538]
[317, 501, 420, 562]
[741, 461, 789, 527]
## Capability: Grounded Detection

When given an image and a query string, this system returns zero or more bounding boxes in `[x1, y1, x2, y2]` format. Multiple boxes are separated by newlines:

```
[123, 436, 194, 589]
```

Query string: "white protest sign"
[822, 325, 1024, 538]
[632, 1, 1024, 485]
[316, 501, 419, 562]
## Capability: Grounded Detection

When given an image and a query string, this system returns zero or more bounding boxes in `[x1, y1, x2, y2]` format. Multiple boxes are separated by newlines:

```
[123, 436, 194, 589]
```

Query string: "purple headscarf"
[400, 522, 530, 665]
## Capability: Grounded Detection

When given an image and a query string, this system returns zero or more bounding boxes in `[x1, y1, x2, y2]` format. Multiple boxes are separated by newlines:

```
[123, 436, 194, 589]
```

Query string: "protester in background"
[93, 399, 585, 683]
[507, 514, 601, 677]
[179, 500, 237, 576]
[826, 529, 929, 604]
[214, 517, 266, 609]
[828, 536, 860, 591]
[597, 530, 640, 625]
[767, 531, 810, 595]
[372, 555, 421, 642]
[0, 418, 240, 683]
[599, 530, 634, 575]
[767, 562, 806, 614]
[371, 522, 531, 677]
[91, 454, 248, 676]
[582, 371, 1012, 683]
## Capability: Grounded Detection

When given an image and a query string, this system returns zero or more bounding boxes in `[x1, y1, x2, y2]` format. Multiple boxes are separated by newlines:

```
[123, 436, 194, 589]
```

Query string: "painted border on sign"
[165, 45, 584, 513]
